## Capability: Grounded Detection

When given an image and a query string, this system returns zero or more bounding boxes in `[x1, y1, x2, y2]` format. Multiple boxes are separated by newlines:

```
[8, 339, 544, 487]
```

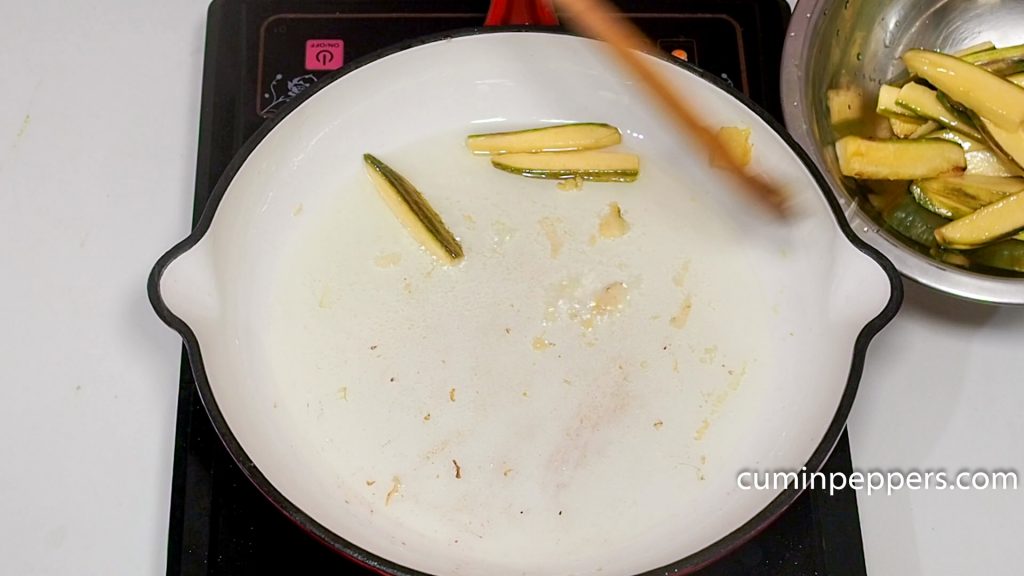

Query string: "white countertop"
[0, 1, 1020, 575]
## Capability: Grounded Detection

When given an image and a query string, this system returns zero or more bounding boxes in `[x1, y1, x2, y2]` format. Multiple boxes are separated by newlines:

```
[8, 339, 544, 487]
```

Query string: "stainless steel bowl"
[782, 0, 1024, 305]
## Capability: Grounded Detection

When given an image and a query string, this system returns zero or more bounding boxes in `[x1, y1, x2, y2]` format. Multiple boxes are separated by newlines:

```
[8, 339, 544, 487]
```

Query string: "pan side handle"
[484, 0, 560, 26]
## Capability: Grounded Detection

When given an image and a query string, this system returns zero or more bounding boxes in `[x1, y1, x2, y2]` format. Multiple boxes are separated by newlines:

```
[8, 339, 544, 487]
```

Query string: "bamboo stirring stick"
[555, 0, 791, 217]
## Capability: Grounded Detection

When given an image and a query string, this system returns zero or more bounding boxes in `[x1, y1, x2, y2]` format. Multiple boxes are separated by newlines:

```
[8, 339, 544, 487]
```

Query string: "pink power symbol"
[305, 39, 344, 71]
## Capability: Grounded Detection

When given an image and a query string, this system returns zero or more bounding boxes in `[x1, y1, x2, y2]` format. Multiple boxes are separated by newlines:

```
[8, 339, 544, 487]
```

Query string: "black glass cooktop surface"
[168, 1, 868, 574]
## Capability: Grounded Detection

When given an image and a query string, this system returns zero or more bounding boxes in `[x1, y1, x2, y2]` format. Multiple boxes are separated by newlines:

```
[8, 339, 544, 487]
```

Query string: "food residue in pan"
[490, 220, 517, 254]
[694, 363, 749, 441]
[532, 336, 555, 351]
[669, 295, 694, 329]
[597, 202, 630, 239]
[385, 476, 402, 506]
[374, 252, 402, 268]
[541, 278, 634, 333]
[593, 281, 628, 312]
[538, 216, 566, 258]
[694, 418, 711, 441]
[711, 126, 753, 169]
[542, 277, 583, 324]
[582, 281, 630, 330]
[556, 175, 585, 191]
[699, 345, 719, 365]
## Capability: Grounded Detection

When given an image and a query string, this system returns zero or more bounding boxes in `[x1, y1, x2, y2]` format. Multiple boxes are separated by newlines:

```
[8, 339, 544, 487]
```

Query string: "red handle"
[484, 0, 560, 26]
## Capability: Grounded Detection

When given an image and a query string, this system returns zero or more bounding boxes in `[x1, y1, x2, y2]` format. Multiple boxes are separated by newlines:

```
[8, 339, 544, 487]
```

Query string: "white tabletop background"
[0, 1, 1020, 574]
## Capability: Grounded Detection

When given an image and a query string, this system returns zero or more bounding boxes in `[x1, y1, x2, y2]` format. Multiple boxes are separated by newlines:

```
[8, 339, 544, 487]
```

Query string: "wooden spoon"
[556, 0, 791, 217]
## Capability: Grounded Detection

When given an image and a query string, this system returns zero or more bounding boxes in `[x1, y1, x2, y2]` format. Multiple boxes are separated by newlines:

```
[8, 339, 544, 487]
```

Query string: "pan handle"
[484, 0, 560, 26]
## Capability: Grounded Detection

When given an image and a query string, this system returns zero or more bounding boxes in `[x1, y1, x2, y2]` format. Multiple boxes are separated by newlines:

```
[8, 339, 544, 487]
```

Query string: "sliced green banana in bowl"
[831, 42, 1024, 274]
[935, 192, 1024, 249]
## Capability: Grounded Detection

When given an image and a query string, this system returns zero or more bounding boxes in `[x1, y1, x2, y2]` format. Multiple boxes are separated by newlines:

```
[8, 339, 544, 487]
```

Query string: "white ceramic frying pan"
[150, 29, 901, 576]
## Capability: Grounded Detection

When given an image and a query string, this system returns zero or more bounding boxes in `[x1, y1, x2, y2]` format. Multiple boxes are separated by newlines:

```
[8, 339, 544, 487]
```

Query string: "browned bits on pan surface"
[385, 477, 401, 506]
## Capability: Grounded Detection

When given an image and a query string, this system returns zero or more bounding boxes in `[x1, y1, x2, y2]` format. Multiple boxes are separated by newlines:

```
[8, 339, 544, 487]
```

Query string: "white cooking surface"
[0, 1, 1020, 575]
